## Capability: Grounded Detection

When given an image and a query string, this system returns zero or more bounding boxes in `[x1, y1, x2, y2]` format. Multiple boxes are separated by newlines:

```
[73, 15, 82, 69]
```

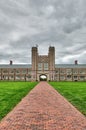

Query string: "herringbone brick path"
[0, 82, 86, 130]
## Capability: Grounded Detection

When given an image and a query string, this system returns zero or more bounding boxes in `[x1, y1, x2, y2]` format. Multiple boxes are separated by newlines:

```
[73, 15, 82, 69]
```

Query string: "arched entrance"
[39, 74, 47, 81]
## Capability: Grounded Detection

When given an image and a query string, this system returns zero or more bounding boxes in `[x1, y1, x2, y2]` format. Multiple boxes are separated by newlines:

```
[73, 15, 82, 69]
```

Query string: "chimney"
[75, 60, 78, 65]
[10, 60, 13, 65]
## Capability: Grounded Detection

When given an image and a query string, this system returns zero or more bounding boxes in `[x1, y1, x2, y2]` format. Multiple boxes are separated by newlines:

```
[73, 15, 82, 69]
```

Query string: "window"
[60, 69, 65, 74]
[22, 69, 27, 74]
[56, 70, 59, 74]
[16, 70, 20, 73]
[80, 76, 85, 79]
[16, 76, 20, 80]
[28, 70, 31, 74]
[73, 69, 78, 74]
[44, 63, 48, 70]
[66, 69, 72, 74]
[38, 63, 42, 70]
[28, 75, 31, 78]
[79, 69, 85, 74]
[74, 76, 77, 78]
[60, 75, 65, 80]
[3, 69, 8, 74]
[67, 75, 71, 78]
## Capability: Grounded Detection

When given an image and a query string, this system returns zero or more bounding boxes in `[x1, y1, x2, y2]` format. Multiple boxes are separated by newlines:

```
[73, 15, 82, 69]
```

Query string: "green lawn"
[0, 82, 37, 120]
[50, 82, 86, 116]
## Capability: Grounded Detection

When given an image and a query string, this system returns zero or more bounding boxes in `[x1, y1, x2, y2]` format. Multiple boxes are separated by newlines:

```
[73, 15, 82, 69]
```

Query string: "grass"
[50, 82, 86, 116]
[0, 81, 37, 120]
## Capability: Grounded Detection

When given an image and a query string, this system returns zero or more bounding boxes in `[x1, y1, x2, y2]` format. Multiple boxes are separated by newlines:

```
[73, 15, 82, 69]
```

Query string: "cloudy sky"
[0, 0, 86, 64]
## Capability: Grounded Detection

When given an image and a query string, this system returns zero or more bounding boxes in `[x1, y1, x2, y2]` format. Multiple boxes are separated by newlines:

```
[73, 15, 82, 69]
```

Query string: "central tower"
[31, 46, 55, 81]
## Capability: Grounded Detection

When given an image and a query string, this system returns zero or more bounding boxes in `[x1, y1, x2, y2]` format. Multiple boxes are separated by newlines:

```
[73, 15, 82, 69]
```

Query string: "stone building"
[0, 46, 86, 81]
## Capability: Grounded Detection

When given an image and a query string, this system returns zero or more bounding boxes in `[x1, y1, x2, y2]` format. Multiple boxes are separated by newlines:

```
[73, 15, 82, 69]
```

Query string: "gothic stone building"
[0, 46, 86, 81]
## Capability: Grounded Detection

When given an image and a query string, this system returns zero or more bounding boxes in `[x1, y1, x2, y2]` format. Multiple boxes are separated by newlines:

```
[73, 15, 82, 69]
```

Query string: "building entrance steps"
[0, 82, 86, 130]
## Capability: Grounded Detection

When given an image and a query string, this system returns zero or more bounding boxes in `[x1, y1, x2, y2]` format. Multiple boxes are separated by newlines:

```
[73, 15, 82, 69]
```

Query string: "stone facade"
[32, 46, 55, 81]
[0, 46, 86, 81]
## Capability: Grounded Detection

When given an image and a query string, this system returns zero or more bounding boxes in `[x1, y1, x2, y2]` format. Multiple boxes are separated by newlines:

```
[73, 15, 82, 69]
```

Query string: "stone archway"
[39, 74, 47, 81]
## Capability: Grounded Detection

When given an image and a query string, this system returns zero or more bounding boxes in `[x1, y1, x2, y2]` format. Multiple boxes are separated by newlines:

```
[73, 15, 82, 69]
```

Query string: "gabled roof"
[55, 64, 86, 68]
[0, 64, 31, 69]
[0, 64, 86, 69]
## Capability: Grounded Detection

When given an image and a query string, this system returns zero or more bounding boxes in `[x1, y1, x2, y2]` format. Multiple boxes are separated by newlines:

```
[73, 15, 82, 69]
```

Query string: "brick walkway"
[0, 82, 86, 130]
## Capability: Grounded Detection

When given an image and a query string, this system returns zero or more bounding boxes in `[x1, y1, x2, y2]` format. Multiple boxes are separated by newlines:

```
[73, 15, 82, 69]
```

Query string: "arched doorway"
[39, 74, 47, 81]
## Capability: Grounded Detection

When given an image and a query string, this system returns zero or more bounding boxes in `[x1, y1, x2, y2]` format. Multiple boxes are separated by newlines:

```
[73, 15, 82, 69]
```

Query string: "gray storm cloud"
[0, 0, 86, 64]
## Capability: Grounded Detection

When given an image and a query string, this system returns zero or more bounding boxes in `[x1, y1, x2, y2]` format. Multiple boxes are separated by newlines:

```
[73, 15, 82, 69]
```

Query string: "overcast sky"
[0, 0, 86, 64]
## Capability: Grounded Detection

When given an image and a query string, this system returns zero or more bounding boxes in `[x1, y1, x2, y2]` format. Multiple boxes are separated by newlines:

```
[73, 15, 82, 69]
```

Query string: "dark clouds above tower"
[0, 0, 86, 64]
